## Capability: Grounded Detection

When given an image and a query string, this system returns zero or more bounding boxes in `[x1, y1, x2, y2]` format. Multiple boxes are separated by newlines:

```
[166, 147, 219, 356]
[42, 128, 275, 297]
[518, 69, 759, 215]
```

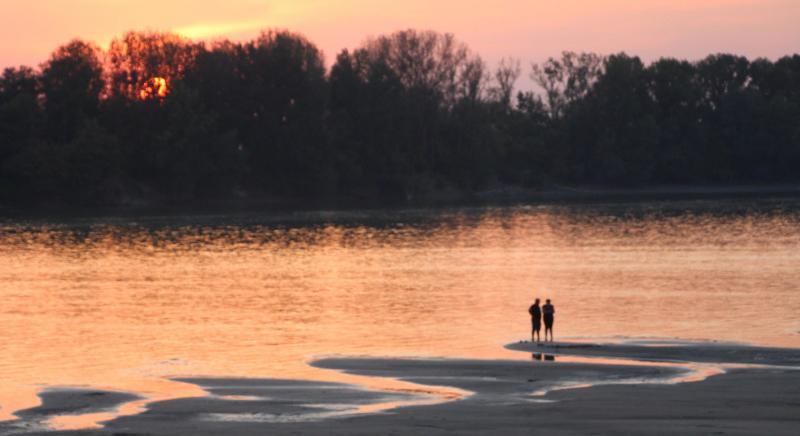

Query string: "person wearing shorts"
[528, 298, 542, 343]
[543, 299, 555, 342]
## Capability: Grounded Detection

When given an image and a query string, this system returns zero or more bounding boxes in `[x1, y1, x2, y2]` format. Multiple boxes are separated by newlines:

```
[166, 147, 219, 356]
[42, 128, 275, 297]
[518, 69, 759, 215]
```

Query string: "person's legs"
[543, 315, 553, 341]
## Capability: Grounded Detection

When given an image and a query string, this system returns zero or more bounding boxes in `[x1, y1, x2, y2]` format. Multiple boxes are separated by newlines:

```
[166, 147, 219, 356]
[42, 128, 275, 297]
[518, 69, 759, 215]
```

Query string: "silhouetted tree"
[107, 31, 200, 100]
[531, 52, 603, 120]
[489, 57, 521, 110]
[0, 28, 799, 207]
[0, 66, 40, 158]
[40, 39, 105, 142]
[328, 29, 487, 195]
[230, 30, 330, 195]
[645, 58, 703, 182]
[568, 53, 658, 184]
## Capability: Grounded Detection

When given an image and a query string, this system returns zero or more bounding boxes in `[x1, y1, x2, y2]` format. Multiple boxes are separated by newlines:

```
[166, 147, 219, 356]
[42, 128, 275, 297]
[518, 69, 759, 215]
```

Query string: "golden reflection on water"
[1, 200, 800, 423]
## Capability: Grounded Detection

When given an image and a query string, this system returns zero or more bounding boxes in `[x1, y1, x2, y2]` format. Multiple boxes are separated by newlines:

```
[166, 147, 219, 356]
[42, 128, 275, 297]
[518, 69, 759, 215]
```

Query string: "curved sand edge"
[6, 341, 800, 435]
[505, 339, 800, 367]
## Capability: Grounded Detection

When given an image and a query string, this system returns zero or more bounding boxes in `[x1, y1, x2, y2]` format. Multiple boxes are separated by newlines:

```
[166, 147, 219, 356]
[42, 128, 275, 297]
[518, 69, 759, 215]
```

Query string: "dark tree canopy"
[40, 39, 105, 141]
[107, 31, 200, 100]
[0, 28, 798, 207]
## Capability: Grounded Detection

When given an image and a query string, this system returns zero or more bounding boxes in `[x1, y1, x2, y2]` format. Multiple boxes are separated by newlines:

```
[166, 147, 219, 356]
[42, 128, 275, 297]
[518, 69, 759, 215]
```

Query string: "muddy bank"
[5, 341, 799, 435]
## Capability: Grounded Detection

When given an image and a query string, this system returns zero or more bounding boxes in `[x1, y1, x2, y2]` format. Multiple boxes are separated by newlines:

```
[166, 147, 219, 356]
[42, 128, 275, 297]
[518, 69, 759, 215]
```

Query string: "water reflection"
[1, 199, 799, 424]
[531, 353, 556, 362]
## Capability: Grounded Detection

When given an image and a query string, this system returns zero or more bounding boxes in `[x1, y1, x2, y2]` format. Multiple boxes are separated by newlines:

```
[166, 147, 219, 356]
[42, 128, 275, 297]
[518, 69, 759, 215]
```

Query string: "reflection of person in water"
[528, 298, 542, 343]
[532, 353, 556, 361]
[543, 299, 555, 342]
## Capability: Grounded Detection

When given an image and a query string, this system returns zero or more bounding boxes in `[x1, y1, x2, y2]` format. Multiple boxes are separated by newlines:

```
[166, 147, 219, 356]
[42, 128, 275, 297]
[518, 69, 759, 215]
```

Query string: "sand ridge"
[4, 341, 799, 435]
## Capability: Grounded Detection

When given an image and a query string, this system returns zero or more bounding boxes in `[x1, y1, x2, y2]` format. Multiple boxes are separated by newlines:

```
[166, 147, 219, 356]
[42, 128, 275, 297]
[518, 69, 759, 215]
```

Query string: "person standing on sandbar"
[528, 298, 542, 343]
[543, 299, 555, 342]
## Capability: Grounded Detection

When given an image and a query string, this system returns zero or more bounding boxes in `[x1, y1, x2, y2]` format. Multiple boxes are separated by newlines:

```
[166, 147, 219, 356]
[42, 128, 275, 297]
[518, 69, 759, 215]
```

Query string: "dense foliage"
[1, 30, 798, 206]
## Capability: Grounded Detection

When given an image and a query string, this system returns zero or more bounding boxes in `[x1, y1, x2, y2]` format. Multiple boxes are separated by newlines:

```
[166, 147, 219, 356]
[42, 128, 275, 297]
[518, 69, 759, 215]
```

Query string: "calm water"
[1, 199, 799, 422]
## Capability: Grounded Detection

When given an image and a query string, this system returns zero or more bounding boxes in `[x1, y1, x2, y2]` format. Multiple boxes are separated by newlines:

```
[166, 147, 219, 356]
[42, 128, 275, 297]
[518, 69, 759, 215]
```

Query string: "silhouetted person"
[528, 298, 542, 343]
[543, 299, 555, 342]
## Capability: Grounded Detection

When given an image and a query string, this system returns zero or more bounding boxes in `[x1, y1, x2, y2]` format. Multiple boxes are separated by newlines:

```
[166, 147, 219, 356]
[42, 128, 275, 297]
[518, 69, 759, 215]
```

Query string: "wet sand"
[506, 339, 800, 366]
[4, 341, 800, 435]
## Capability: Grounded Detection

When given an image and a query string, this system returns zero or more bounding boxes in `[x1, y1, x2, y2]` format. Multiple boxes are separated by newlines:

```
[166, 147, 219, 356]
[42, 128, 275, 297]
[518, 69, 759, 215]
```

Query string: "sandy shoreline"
[506, 339, 800, 366]
[3, 340, 799, 435]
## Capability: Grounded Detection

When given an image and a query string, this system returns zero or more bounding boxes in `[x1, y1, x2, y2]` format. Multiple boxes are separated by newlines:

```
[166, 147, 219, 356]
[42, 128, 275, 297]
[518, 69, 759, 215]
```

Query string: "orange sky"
[1, 0, 798, 73]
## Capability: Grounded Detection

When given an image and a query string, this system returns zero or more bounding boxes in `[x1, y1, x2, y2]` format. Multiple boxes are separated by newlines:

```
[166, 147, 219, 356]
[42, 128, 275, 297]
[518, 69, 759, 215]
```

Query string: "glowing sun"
[139, 77, 168, 100]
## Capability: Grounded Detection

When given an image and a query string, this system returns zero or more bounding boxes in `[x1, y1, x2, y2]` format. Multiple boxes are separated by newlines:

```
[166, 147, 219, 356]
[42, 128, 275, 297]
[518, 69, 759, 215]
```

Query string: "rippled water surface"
[1, 199, 799, 421]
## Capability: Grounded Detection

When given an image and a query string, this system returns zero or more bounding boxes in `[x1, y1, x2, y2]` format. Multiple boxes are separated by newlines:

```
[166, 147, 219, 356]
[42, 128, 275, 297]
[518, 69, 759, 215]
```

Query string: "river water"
[1, 198, 799, 424]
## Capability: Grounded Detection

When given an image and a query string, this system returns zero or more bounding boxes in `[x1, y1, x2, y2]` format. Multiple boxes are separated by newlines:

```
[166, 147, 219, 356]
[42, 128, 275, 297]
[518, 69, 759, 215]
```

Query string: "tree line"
[1, 29, 798, 206]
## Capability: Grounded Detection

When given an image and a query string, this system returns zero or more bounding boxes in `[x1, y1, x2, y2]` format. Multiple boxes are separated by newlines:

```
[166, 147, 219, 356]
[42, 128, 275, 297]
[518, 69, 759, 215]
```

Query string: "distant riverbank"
[423, 183, 800, 205]
[3, 183, 800, 217]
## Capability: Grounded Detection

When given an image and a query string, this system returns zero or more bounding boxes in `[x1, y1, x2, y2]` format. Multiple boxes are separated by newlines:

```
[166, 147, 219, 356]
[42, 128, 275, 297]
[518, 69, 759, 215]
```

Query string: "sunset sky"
[1, 0, 798, 74]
